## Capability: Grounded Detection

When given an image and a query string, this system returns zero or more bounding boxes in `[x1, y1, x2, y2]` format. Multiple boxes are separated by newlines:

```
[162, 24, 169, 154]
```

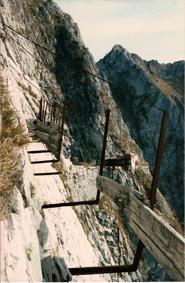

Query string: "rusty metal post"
[44, 102, 48, 124]
[47, 104, 51, 124]
[150, 111, 169, 209]
[42, 100, 46, 124]
[50, 104, 53, 122]
[57, 102, 67, 161]
[57, 110, 61, 126]
[38, 97, 43, 121]
[59, 114, 62, 128]
[41, 100, 45, 122]
[99, 109, 110, 176]
[53, 105, 56, 123]
[46, 103, 49, 124]
[96, 109, 110, 203]
[55, 108, 59, 125]
[131, 240, 145, 270]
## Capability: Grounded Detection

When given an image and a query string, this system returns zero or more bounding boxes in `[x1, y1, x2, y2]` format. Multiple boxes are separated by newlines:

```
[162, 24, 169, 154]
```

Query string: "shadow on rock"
[41, 256, 72, 282]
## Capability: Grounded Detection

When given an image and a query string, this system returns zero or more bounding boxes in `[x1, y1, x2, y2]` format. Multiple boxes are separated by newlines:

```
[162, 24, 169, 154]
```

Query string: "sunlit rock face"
[97, 45, 184, 226]
[0, 0, 183, 281]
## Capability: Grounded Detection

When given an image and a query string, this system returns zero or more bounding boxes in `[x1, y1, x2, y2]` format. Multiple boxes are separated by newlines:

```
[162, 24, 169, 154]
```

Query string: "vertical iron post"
[42, 100, 45, 122]
[96, 109, 110, 202]
[55, 108, 59, 125]
[50, 104, 54, 122]
[131, 240, 145, 270]
[57, 109, 61, 125]
[48, 104, 51, 124]
[53, 105, 56, 123]
[38, 97, 43, 121]
[57, 102, 67, 161]
[150, 111, 169, 209]
[46, 103, 48, 124]
[99, 109, 111, 175]
[43, 102, 48, 124]
[42, 100, 46, 124]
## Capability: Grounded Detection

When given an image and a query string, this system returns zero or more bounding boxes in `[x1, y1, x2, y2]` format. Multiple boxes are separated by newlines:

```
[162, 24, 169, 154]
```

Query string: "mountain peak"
[110, 44, 131, 58]
[99, 44, 147, 74]
[111, 44, 125, 52]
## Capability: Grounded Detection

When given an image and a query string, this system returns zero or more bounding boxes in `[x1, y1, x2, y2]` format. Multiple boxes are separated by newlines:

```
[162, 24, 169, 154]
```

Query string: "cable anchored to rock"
[1, 21, 56, 56]
[1, 20, 171, 114]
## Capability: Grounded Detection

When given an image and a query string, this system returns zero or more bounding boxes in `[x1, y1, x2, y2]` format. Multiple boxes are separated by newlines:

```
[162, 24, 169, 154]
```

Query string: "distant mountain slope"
[146, 59, 184, 95]
[97, 45, 184, 225]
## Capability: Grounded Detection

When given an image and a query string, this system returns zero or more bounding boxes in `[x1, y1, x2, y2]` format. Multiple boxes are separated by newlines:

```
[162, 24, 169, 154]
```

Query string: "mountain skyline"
[54, 0, 184, 63]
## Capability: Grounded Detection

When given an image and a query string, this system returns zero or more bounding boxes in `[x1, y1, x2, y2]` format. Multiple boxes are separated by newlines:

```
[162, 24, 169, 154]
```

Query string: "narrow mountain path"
[27, 142, 108, 282]
[4, 58, 110, 281]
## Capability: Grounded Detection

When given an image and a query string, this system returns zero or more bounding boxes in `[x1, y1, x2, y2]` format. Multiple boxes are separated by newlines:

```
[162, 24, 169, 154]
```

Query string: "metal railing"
[42, 109, 110, 208]
[28, 97, 67, 164]
[35, 105, 169, 276]
[38, 97, 65, 127]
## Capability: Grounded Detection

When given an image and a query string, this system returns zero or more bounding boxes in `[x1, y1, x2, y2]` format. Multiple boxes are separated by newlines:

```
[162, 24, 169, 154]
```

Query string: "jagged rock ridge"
[97, 45, 184, 226]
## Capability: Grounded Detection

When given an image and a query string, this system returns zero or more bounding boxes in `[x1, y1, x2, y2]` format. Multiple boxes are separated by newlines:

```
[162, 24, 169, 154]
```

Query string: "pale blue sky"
[54, 0, 184, 63]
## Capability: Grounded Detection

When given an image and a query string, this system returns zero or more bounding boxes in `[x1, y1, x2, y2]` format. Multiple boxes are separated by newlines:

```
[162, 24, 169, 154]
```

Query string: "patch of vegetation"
[112, 128, 141, 157]
[74, 207, 90, 235]
[0, 75, 29, 220]
[99, 195, 116, 216]
[99, 195, 127, 235]
[78, 162, 95, 168]
[25, 247, 32, 261]
[150, 73, 180, 102]
[135, 166, 152, 198]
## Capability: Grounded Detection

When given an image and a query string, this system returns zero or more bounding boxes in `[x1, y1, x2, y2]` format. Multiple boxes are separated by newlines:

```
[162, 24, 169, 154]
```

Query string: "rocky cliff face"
[0, 0, 183, 282]
[0, 0, 135, 162]
[97, 45, 184, 226]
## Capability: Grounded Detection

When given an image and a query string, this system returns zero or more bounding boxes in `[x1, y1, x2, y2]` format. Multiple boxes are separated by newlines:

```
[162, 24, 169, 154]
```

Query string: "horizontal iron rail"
[104, 159, 125, 167]
[69, 265, 133, 275]
[42, 199, 98, 209]
[69, 240, 144, 275]
[31, 159, 59, 164]
[34, 172, 63, 176]
[28, 150, 51, 154]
